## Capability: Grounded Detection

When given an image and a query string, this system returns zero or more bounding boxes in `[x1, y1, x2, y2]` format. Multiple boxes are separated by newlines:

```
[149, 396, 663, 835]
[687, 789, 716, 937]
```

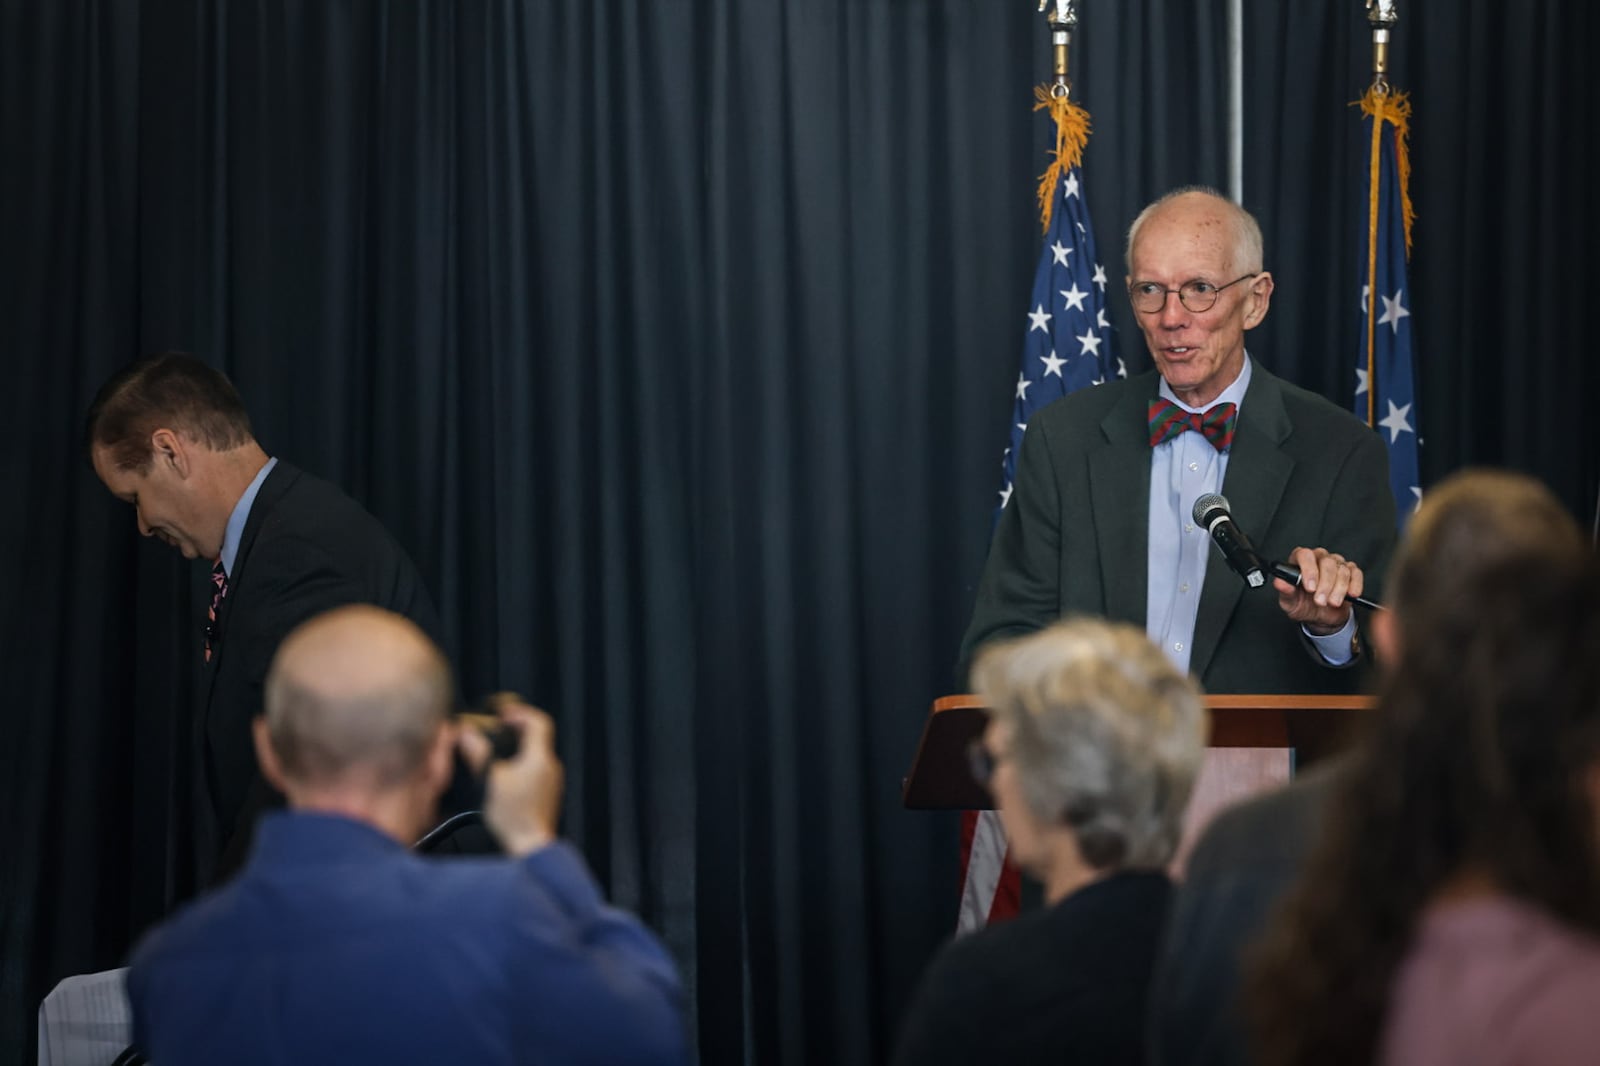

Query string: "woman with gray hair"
[892, 617, 1208, 1065]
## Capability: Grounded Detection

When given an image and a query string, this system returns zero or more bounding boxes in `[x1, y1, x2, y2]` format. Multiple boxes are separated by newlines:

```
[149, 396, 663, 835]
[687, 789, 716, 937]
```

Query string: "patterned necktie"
[1147, 397, 1238, 452]
[205, 558, 229, 662]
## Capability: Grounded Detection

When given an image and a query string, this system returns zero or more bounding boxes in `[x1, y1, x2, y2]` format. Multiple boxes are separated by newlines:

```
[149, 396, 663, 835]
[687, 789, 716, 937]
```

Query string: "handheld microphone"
[1191, 493, 1386, 610]
[1192, 493, 1267, 587]
[1262, 559, 1386, 611]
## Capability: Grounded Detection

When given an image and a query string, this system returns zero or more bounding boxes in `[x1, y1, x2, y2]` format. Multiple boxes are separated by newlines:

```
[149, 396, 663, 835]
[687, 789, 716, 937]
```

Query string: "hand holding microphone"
[1191, 495, 1384, 622]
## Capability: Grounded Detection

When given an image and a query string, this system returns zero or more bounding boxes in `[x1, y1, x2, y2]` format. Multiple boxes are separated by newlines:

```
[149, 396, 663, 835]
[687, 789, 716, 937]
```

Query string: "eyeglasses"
[966, 739, 997, 789]
[1127, 272, 1258, 314]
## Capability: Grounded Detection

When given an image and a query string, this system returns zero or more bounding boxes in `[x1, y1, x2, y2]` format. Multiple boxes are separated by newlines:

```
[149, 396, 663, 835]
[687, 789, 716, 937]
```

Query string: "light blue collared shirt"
[1144, 357, 1354, 673]
[219, 457, 278, 576]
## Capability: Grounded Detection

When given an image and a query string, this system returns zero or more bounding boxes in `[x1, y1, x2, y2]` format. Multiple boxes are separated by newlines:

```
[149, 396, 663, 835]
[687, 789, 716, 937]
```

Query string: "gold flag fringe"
[1033, 87, 1093, 234]
[1357, 86, 1415, 256]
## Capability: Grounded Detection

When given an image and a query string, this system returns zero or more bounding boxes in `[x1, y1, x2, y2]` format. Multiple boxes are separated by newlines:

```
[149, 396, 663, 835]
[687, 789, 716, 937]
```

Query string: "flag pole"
[1032, 3, 1093, 234]
[1360, 0, 1405, 427]
[1354, 0, 1422, 524]
[1366, 0, 1398, 95]
[957, 0, 1114, 935]
[1040, 0, 1076, 100]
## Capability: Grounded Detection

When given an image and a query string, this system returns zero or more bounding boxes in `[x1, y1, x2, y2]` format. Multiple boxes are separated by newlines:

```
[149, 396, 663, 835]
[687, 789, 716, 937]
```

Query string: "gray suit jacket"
[958, 364, 1396, 693]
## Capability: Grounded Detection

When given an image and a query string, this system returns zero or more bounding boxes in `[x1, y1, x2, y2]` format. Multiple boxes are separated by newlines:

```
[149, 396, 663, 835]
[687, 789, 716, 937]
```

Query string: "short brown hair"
[84, 351, 255, 471]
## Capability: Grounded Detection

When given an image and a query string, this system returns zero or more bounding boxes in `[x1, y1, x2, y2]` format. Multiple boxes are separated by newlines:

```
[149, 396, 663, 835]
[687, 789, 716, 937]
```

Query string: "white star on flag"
[1355, 367, 1369, 396]
[1040, 350, 1067, 378]
[1051, 241, 1070, 266]
[1063, 172, 1080, 198]
[1378, 399, 1414, 443]
[1060, 283, 1088, 312]
[1378, 289, 1411, 334]
[1092, 264, 1108, 292]
[1028, 304, 1052, 332]
[1077, 330, 1102, 358]
[1015, 374, 1033, 401]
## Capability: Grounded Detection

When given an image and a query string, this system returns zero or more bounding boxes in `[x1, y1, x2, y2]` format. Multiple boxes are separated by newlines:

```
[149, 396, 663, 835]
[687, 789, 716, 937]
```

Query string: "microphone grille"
[1192, 493, 1229, 524]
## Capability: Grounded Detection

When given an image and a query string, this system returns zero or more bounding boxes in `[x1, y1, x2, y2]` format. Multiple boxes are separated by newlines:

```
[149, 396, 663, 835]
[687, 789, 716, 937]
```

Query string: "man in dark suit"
[960, 187, 1395, 692]
[86, 351, 457, 883]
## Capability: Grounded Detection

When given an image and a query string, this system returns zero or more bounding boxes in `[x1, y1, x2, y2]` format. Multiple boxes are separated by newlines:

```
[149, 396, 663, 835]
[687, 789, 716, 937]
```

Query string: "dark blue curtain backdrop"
[2, 2, 1593, 1064]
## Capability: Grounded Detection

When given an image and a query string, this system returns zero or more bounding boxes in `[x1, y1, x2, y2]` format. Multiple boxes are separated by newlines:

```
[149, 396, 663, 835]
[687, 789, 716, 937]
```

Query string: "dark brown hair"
[1246, 470, 1600, 1066]
[84, 351, 254, 471]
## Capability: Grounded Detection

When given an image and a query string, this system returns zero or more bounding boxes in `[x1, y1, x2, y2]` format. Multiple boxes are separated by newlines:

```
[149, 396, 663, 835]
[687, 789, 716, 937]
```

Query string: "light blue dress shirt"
[219, 456, 277, 576]
[1145, 357, 1354, 673]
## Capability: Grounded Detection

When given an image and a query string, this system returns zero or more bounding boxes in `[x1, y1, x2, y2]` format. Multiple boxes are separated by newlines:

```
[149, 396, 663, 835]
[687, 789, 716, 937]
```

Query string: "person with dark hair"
[960, 187, 1395, 695]
[1147, 468, 1594, 1066]
[892, 618, 1208, 1065]
[126, 605, 688, 1065]
[87, 351, 456, 884]
[1244, 469, 1600, 1066]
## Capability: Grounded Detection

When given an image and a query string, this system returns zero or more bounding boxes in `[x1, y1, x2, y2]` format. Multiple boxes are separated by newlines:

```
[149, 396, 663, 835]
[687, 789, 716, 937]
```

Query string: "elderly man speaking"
[961, 187, 1396, 695]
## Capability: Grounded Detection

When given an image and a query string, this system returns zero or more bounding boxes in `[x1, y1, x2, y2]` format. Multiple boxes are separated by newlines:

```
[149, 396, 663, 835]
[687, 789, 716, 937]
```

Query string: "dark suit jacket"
[959, 364, 1396, 693]
[201, 461, 444, 882]
[892, 871, 1172, 1066]
[1146, 760, 1352, 1066]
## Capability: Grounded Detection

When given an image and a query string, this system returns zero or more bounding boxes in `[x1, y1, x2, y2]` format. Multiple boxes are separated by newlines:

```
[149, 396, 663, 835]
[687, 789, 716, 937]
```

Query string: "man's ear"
[423, 721, 457, 800]
[1370, 607, 1399, 668]
[1242, 271, 1274, 330]
[149, 427, 191, 478]
[253, 717, 288, 793]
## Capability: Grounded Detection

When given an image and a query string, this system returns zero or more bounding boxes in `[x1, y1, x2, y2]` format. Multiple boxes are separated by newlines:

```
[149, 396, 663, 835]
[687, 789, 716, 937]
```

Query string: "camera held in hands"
[457, 692, 527, 764]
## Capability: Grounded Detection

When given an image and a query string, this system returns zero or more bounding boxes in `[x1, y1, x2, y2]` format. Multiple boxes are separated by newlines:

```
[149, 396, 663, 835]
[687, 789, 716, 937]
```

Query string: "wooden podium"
[902, 691, 1372, 870]
[902, 688, 1376, 806]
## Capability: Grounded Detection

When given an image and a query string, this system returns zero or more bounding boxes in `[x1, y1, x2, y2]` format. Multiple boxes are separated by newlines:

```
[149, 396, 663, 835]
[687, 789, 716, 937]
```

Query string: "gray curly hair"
[971, 617, 1208, 870]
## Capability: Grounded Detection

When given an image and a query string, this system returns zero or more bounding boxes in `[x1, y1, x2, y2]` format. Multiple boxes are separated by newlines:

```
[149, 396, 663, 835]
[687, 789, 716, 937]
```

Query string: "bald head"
[263, 605, 454, 789]
[1124, 186, 1263, 278]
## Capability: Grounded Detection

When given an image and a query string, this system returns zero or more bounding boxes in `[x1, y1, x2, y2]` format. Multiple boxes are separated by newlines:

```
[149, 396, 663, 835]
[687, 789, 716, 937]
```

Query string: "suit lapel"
[1088, 376, 1159, 626]
[201, 462, 298, 709]
[1189, 368, 1294, 681]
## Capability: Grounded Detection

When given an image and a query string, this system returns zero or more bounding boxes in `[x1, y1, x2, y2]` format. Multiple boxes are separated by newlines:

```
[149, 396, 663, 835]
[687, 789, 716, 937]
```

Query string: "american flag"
[1354, 87, 1421, 526]
[958, 104, 1118, 933]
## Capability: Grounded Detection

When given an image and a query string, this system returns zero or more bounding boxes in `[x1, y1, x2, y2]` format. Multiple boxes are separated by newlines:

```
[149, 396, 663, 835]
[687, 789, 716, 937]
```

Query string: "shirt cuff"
[1303, 611, 1359, 666]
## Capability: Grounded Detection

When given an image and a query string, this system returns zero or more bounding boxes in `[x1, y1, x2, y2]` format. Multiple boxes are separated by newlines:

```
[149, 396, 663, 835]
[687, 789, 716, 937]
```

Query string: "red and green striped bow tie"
[1147, 397, 1238, 452]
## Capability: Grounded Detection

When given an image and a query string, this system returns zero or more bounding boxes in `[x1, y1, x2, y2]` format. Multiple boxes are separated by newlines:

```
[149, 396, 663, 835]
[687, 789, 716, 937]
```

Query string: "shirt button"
[1174, 642, 1184, 652]
[1188, 462, 1199, 472]
[1180, 582, 1190, 593]
[1184, 523, 1194, 533]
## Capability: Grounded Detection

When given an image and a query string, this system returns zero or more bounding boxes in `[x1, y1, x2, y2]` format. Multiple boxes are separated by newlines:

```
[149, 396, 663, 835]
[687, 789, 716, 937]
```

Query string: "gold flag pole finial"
[1039, 0, 1077, 99]
[1367, 0, 1400, 94]
[1031, 0, 1091, 231]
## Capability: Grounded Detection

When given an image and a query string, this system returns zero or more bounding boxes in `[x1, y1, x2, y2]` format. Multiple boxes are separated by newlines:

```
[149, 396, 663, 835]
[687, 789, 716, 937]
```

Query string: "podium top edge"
[932, 692, 1375, 712]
